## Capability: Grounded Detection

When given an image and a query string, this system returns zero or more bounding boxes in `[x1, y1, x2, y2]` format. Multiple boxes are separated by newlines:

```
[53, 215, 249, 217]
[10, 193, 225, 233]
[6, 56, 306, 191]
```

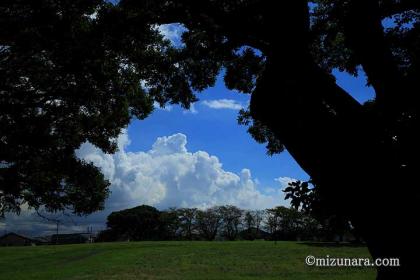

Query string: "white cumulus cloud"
[76, 131, 286, 210]
[202, 99, 244, 110]
[275, 177, 297, 189]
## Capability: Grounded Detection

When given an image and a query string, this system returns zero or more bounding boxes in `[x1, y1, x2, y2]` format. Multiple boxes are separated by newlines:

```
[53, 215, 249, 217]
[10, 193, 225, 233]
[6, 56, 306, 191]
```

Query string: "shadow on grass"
[298, 242, 366, 248]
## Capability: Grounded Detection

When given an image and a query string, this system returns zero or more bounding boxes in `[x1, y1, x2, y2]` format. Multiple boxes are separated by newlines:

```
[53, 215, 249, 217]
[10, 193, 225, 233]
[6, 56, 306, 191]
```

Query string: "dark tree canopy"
[195, 206, 222, 241]
[1, 1, 420, 277]
[106, 204, 161, 241]
[0, 0, 209, 216]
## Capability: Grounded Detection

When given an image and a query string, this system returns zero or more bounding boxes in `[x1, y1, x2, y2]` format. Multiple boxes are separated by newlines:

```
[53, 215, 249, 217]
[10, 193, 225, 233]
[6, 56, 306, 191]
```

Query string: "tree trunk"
[250, 52, 418, 279]
[353, 189, 418, 279]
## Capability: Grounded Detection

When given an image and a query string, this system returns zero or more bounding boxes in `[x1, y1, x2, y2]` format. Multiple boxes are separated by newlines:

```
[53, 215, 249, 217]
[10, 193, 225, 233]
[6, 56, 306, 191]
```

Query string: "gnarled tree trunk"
[250, 52, 418, 279]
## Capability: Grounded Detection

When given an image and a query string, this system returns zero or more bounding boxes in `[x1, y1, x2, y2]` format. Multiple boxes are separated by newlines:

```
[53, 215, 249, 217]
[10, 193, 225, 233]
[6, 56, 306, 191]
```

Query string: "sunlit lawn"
[0, 241, 376, 280]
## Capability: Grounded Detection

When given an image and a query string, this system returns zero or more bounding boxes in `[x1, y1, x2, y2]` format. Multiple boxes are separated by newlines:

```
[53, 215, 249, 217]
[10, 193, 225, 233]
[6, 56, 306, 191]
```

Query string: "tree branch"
[250, 56, 364, 180]
[343, 0, 405, 114]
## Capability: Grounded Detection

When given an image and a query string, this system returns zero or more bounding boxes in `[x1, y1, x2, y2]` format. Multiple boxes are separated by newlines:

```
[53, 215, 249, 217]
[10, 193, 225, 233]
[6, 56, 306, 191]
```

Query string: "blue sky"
[128, 77, 305, 187]
[126, 69, 374, 190]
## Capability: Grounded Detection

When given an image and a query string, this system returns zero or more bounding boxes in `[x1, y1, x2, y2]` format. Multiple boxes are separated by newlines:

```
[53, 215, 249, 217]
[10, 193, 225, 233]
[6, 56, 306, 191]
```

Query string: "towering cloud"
[76, 132, 287, 210]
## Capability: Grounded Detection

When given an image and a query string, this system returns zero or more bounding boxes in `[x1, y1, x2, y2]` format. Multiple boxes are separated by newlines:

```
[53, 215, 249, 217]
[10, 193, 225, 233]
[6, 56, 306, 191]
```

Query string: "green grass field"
[0, 241, 376, 280]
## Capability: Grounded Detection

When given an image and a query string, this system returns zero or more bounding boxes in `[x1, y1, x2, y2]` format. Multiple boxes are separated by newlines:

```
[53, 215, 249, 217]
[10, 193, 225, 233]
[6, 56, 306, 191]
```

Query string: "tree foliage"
[195, 207, 222, 241]
[218, 205, 243, 241]
[0, 0, 217, 216]
[177, 207, 197, 240]
[106, 204, 161, 241]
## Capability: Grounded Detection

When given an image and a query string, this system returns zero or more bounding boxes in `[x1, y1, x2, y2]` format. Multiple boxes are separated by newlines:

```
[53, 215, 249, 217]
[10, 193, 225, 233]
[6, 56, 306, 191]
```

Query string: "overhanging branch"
[344, 0, 405, 114]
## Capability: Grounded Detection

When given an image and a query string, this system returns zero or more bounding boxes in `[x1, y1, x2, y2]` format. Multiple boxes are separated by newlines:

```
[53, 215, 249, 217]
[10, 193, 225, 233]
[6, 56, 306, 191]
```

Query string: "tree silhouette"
[195, 207, 222, 241]
[1, 0, 419, 278]
[219, 205, 243, 241]
[106, 204, 161, 241]
[177, 207, 198, 240]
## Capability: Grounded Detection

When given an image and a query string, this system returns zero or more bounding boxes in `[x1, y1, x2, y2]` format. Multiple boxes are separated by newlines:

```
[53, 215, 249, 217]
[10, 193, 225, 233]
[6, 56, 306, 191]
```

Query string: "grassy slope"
[0, 241, 376, 280]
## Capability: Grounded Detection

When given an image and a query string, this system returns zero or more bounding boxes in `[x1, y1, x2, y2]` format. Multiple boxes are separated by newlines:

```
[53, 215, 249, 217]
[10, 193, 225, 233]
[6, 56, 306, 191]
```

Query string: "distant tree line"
[96, 205, 358, 243]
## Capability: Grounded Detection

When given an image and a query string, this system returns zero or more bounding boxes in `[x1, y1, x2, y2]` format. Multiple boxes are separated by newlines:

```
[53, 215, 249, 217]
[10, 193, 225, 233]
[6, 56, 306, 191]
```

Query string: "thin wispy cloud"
[202, 99, 244, 110]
